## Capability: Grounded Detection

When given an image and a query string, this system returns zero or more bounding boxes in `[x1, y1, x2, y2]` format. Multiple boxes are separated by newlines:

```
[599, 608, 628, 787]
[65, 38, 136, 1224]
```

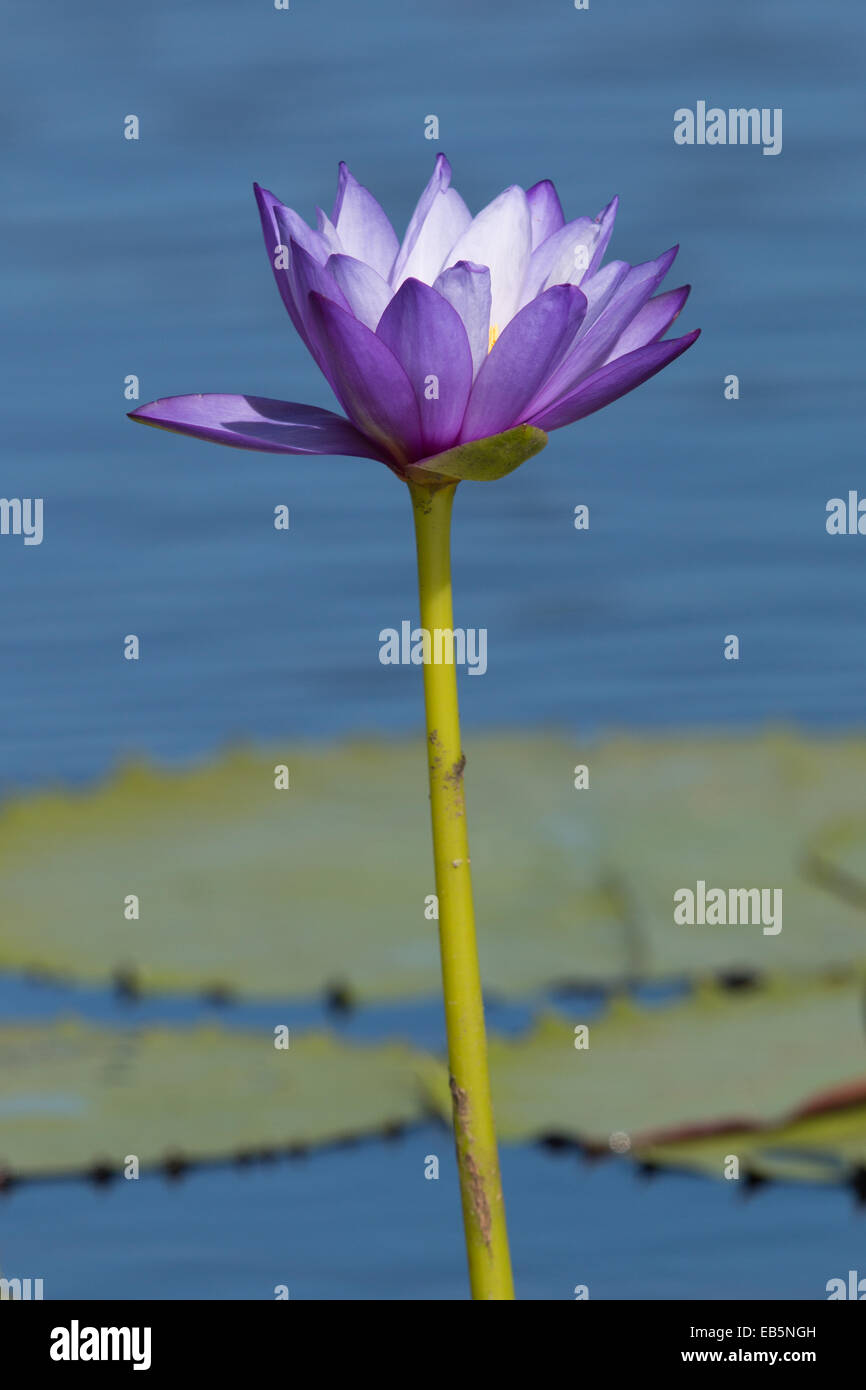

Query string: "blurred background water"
[1, 0, 864, 1298]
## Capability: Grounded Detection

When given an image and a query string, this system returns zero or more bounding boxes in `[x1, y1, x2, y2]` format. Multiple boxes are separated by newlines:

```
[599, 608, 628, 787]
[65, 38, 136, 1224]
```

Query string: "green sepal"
[405, 425, 548, 483]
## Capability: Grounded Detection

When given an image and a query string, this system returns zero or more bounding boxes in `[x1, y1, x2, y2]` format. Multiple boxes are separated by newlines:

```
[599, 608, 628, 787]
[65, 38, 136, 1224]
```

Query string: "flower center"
[487, 323, 500, 354]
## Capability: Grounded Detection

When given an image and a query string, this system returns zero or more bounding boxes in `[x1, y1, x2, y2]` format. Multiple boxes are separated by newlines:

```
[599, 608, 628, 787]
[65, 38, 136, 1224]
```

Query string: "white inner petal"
[392, 188, 471, 290]
[441, 186, 532, 336]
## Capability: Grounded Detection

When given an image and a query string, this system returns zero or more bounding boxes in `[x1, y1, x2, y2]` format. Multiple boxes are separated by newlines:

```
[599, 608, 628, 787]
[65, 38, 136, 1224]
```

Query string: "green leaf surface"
[420, 976, 866, 1151]
[0, 1020, 428, 1177]
[0, 738, 618, 999]
[4, 731, 866, 1000]
[637, 1102, 866, 1186]
[588, 731, 866, 981]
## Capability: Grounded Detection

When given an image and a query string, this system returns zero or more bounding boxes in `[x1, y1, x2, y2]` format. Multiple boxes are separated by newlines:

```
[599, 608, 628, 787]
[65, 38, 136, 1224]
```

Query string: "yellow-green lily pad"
[420, 976, 866, 1151]
[0, 1020, 428, 1177]
[4, 731, 866, 1001]
[0, 737, 619, 1000]
[588, 730, 866, 982]
[637, 1101, 866, 1186]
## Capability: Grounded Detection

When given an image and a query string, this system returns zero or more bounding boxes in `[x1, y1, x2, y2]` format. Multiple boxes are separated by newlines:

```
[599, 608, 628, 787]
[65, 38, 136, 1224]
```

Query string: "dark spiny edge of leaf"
[0, 1121, 429, 1190]
[538, 1132, 579, 1153]
[636, 1160, 660, 1180]
[6, 961, 860, 1013]
[235, 1147, 277, 1167]
[850, 1165, 866, 1205]
[9, 962, 368, 1013]
[324, 980, 355, 1015]
[716, 969, 763, 992]
[113, 965, 142, 1001]
[742, 1168, 769, 1195]
[164, 1151, 188, 1180]
[201, 982, 236, 1006]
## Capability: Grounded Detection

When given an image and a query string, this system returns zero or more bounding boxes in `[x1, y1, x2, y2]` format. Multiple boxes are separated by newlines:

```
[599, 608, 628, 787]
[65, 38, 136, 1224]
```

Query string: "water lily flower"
[129, 158, 699, 1302]
[129, 155, 698, 482]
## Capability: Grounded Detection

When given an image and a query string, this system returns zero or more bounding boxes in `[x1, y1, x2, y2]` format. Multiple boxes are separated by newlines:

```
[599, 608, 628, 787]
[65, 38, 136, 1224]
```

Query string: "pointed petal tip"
[253, 182, 281, 216]
[665, 284, 692, 315]
[653, 244, 680, 278]
[668, 326, 701, 352]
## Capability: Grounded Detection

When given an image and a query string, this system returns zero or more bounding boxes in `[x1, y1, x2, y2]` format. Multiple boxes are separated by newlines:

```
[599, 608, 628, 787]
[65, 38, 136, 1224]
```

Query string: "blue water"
[1, 1131, 861, 1301]
[2, 0, 865, 1298]
[3, 0, 865, 789]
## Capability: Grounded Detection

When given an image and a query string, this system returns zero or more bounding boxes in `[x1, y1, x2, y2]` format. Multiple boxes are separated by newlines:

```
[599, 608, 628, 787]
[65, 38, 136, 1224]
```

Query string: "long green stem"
[408, 478, 515, 1301]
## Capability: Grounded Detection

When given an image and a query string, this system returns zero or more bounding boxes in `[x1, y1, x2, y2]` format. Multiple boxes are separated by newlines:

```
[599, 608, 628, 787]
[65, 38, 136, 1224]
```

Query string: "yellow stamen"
[487, 322, 499, 353]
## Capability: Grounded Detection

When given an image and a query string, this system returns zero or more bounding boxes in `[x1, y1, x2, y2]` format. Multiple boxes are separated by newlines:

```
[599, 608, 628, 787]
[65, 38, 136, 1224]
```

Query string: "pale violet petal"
[391, 154, 452, 286]
[326, 254, 393, 330]
[432, 260, 492, 377]
[331, 163, 400, 281]
[392, 188, 471, 288]
[442, 185, 532, 333]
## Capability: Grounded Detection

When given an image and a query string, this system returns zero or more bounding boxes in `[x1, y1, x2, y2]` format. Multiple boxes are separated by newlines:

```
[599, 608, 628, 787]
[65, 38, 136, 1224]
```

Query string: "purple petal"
[526, 180, 565, 250]
[432, 260, 492, 377]
[518, 216, 602, 307]
[307, 293, 424, 465]
[460, 283, 588, 442]
[577, 260, 632, 333]
[604, 285, 691, 362]
[527, 330, 700, 432]
[586, 194, 619, 277]
[526, 247, 679, 418]
[285, 239, 351, 388]
[392, 188, 471, 289]
[326, 253, 393, 330]
[253, 183, 313, 332]
[444, 185, 532, 332]
[391, 154, 453, 286]
[530, 259, 630, 379]
[270, 197, 330, 264]
[129, 395, 387, 459]
[376, 278, 473, 456]
[315, 207, 344, 256]
[332, 163, 400, 281]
